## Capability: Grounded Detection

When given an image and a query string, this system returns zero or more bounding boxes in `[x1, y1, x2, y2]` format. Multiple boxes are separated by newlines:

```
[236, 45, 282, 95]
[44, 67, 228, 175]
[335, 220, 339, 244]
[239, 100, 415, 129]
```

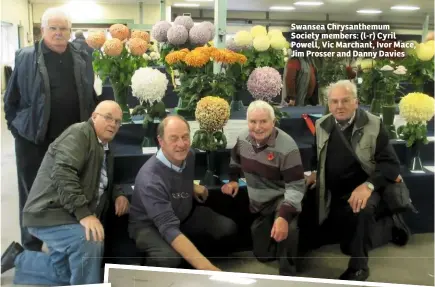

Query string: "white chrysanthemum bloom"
[93, 74, 103, 96]
[284, 57, 288, 62]
[131, 67, 169, 106]
[380, 65, 394, 71]
[253, 35, 270, 52]
[143, 53, 150, 60]
[150, 51, 160, 60]
[393, 65, 407, 75]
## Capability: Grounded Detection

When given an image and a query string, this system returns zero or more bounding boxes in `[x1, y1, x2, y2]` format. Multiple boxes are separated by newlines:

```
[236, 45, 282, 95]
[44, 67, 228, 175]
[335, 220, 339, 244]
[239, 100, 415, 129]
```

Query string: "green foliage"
[396, 53, 434, 91]
[92, 48, 148, 89]
[131, 101, 167, 129]
[192, 129, 227, 151]
[397, 122, 429, 147]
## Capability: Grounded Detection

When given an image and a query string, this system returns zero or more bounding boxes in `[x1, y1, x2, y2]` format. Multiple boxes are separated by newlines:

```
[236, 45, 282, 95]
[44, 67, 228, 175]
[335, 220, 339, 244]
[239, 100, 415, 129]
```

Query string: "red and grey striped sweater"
[229, 127, 306, 222]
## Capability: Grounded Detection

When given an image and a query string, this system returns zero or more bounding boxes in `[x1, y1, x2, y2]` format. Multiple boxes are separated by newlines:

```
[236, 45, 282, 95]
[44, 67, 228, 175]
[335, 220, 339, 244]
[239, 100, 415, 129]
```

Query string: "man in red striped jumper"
[221, 100, 306, 276]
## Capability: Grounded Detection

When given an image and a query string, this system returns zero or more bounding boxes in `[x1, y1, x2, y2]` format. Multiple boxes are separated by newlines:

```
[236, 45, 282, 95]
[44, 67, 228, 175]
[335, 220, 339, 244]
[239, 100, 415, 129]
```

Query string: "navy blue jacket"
[3, 40, 97, 144]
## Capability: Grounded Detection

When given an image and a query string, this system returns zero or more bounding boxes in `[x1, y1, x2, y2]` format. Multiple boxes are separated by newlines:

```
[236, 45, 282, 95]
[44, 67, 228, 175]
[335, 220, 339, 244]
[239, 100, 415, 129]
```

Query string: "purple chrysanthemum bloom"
[173, 16, 194, 31]
[167, 25, 188, 45]
[226, 38, 243, 52]
[247, 67, 282, 101]
[189, 24, 212, 46]
[151, 21, 172, 42]
[200, 21, 215, 40]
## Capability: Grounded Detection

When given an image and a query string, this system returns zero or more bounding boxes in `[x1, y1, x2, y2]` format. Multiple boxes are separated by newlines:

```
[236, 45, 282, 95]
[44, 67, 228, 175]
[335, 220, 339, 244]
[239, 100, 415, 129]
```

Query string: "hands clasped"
[194, 184, 209, 203]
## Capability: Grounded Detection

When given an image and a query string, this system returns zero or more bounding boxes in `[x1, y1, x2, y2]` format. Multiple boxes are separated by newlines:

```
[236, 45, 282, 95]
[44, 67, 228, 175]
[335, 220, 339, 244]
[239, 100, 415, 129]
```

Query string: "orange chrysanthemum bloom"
[183, 51, 209, 67]
[109, 24, 130, 41]
[86, 30, 106, 49]
[194, 46, 217, 57]
[131, 30, 150, 42]
[165, 51, 188, 65]
[129, 38, 148, 56]
[104, 38, 123, 56]
[236, 53, 248, 65]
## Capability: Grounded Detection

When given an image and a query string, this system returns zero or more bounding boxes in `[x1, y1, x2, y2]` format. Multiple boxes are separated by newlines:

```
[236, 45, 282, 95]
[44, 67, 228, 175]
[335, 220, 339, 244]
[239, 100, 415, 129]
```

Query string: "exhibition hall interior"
[0, 0, 434, 286]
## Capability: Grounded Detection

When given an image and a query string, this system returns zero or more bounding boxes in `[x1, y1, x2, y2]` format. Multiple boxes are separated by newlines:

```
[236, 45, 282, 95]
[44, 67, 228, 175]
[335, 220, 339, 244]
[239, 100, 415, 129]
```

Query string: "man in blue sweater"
[128, 115, 237, 270]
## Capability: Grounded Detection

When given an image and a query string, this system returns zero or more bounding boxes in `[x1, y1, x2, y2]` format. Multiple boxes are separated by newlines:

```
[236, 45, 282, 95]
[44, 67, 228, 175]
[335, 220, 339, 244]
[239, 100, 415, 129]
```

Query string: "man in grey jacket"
[3, 7, 97, 251]
[0, 101, 129, 285]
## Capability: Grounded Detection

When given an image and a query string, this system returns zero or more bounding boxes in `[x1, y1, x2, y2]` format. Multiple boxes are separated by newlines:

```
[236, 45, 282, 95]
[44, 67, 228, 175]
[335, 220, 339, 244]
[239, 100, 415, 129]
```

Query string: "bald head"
[157, 115, 190, 138]
[92, 100, 123, 143]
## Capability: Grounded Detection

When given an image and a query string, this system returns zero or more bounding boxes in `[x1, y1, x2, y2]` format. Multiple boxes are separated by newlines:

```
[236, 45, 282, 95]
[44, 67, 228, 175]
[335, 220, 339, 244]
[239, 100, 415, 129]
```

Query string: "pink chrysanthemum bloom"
[167, 25, 188, 45]
[151, 21, 172, 42]
[189, 24, 212, 46]
[173, 15, 194, 31]
[247, 67, 282, 101]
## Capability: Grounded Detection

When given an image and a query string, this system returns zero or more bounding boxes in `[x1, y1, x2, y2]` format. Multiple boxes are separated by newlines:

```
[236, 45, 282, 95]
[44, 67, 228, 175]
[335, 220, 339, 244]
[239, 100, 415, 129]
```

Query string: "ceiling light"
[209, 275, 256, 285]
[391, 5, 420, 11]
[173, 3, 200, 7]
[185, 0, 213, 2]
[294, 1, 324, 6]
[357, 9, 382, 14]
[270, 6, 295, 10]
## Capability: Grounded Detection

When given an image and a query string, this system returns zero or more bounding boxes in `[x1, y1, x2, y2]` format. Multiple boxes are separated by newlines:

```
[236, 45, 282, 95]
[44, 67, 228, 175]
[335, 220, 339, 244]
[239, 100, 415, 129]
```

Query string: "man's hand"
[193, 184, 208, 203]
[79, 215, 104, 241]
[288, 99, 296, 106]
[221, 181, 239, 198]
[348, 183, 373, 213]
[271, 217, 289, 242]
[305, 172, 317, 188]
[115, 195, 129, 216]
[200, 264, 221, 271]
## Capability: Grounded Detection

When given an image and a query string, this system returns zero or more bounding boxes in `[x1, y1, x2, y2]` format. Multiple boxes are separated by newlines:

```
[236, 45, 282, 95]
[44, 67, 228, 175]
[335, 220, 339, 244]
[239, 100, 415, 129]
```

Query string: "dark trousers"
[299, 190, 393, 271]
[15, 135, 50, 251]
[251, 212, 299, 276]
[133, 205, 238, 268]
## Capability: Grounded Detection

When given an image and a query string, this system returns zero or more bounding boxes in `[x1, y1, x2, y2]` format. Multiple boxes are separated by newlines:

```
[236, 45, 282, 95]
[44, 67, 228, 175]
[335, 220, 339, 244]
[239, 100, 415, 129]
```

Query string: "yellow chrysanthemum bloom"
[416, 42, 434, 61]
[103, 38, 123, 56]
[399, 92, 435, 124]
[165, 51, 188, 65]
[268, 29, 283, 39]
[195, 96, 230, 132]
[253, 35, 270, 52]
[234, 31, 252, 46]
[270, 35, 287, 50]
[251, 25, 267, 38]
[183, 51, 210, 67]
[359, 59, 375, 71]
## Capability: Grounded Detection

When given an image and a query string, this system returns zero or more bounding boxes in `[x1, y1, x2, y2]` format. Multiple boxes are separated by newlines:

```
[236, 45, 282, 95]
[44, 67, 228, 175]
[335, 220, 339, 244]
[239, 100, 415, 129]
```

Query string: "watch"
[365, 182, 374, 191]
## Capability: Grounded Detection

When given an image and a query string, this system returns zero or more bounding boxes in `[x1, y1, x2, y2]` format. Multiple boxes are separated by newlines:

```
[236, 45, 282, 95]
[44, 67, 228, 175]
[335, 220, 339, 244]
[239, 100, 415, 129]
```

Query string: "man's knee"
[146, 248, 182, 268]
[212, 217, 238, 241]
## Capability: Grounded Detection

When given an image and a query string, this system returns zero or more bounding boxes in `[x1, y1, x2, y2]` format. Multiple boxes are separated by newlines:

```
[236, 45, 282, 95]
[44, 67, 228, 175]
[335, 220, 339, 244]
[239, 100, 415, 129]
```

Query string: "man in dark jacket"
[72, 30, 94, 58]
[301, 80, 411, 281]
[3, 7, 97, 251]
[1, 100, 129, 285]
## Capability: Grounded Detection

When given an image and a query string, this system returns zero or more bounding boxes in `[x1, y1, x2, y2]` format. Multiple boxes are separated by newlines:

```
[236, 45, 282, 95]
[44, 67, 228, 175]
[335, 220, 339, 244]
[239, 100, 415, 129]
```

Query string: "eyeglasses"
[47, 26, 71, 33]
[96, 113, 122, 126]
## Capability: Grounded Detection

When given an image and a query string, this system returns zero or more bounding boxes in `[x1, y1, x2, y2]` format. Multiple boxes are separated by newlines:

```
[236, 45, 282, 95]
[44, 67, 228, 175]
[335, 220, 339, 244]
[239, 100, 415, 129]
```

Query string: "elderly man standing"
[1, 101, 129, 285]
[129, 115, 237, 270]
[301, 80, 410, 281]
[3, 7, 97, 251]
[221, 100, 306, 276]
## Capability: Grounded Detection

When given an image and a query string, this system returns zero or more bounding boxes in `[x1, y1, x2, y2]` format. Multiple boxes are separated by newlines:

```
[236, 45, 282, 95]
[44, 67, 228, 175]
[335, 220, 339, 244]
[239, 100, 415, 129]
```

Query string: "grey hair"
[247, 100, 275, 120]
[41, 7, 72, 28]
[326, 80, 358, 99]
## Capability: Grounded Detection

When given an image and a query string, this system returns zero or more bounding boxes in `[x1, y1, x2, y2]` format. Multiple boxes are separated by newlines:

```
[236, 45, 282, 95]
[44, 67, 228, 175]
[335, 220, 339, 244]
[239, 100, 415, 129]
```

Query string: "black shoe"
[1, 242, 24, 274]
[391, 213, 411, 246]
[339, 268, 369, 281]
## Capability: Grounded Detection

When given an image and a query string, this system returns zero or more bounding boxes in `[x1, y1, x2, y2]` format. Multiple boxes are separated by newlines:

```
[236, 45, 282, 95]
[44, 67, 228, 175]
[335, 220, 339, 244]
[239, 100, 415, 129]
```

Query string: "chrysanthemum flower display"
[192, 96, 230, 151]
[173, 15, 195, 31]
[397, 92, 435, 147]
[189, 24, 212, 46]
[167, 25, 189, 45]
[109, 24, 130, 41]
[253, 35, 270, 52]
[251, 25, 268, 38]
[131, 30, 150, 42]
[86, 30, 106, 49]
[247, 67, 282, 101]
[199, 21, 215, 39]
[91, 24, 149, 123]
[183, 50, 210, 68]
[234, 31, 253, 47]
[151, 21, 172, 42]
[131, 67, 169, 106]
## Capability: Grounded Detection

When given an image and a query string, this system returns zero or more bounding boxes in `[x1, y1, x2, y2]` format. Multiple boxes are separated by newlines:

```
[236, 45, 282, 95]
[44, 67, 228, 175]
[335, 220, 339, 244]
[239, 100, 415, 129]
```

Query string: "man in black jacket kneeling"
[1, 100, 129, 285]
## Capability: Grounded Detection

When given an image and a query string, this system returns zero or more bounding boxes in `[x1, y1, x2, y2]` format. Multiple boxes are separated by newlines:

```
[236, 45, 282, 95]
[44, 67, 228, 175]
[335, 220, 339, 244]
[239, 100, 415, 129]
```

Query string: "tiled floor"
[1, 113, 434, 287]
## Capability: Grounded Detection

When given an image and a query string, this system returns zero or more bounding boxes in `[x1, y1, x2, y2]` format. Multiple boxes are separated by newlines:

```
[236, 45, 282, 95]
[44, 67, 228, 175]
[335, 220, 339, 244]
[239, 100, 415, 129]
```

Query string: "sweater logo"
[267, 152, 274, 161]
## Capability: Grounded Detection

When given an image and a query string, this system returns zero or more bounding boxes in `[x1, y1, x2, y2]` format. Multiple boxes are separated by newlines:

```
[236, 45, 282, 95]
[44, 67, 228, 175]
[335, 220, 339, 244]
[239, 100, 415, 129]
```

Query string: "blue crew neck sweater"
[128, 151, 195, 244]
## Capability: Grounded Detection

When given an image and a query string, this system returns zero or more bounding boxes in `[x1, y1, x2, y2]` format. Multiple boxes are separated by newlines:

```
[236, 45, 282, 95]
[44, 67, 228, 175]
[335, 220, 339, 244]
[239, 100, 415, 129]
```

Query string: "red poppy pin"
[267, 152, 274, 161]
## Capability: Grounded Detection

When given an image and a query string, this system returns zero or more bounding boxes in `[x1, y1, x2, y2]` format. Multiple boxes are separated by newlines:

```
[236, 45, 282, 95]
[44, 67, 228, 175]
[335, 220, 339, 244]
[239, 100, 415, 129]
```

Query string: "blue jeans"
[13, 224, 104, 286]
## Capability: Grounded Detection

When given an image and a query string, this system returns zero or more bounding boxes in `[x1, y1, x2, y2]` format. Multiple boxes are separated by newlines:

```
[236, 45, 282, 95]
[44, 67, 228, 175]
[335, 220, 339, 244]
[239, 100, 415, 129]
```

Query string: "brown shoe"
[1, 242, 24, 274]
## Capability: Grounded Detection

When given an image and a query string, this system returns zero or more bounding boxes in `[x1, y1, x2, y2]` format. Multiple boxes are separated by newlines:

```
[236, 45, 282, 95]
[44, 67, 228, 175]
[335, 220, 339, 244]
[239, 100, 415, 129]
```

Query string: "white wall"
[1, 0, 32, 92]
[32, 3, 160, 25]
